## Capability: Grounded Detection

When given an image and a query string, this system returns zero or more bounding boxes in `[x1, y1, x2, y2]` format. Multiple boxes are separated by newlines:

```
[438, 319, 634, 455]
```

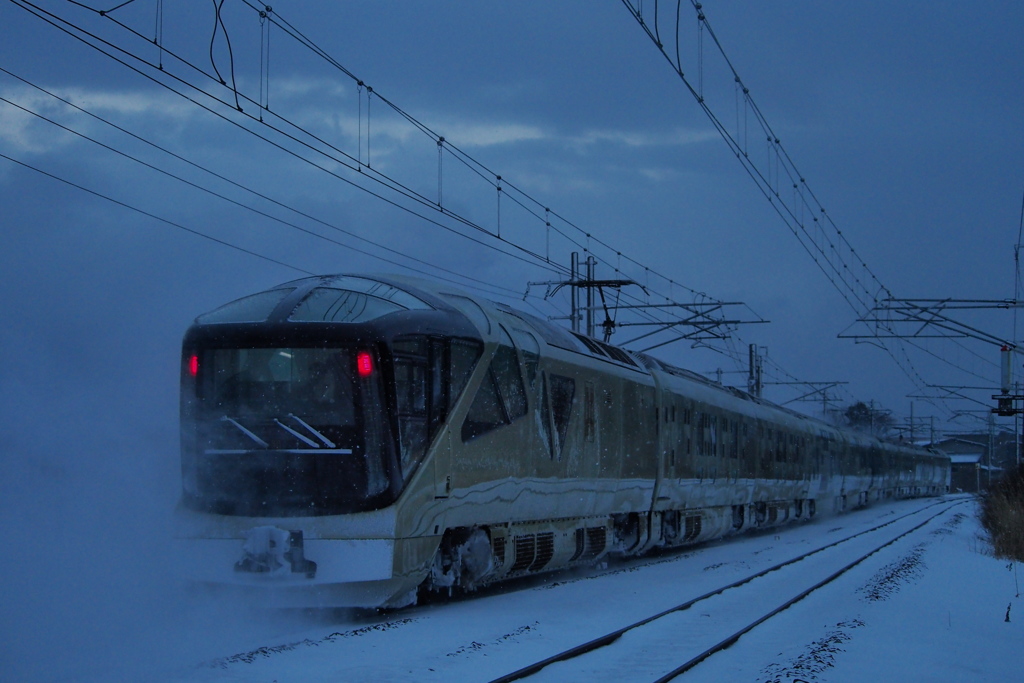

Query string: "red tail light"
[357, 352, 373, 377]
[189, 355, 199, 376]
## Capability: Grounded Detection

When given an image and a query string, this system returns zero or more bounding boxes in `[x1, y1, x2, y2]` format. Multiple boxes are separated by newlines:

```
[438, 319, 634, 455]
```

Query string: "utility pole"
[988, 410, 995, 490]
[526, 254, 763, 346]
[747, 344, 764, 398]
[570, 252, 580, 333]
[585, 255, 596, 338]
[535, 252, 639, 339]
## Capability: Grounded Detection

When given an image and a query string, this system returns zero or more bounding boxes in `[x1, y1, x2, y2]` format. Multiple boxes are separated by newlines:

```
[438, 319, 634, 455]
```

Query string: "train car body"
[175, 274, 950, 607]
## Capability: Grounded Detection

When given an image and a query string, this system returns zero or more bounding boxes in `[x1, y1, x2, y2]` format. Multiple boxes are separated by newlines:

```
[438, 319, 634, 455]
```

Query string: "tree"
[844, 401, 894, 436]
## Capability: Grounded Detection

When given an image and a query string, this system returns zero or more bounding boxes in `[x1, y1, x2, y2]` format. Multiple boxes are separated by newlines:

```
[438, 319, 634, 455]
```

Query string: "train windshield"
[183, 347, 393, 516]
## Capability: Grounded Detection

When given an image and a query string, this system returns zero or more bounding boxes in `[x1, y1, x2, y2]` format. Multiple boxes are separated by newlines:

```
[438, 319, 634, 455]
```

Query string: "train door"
[583, 380, 599, 474]
[680, 402, 694, 479]
[434, 432, 452, 498]
[665, 394, 679, 480]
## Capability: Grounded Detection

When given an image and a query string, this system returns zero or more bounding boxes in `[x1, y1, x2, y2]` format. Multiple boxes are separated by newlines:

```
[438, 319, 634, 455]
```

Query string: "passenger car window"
[509, 327, 541, 386]
[393, 338, 430, 476]
[196, 288, 295, 324]
[583, 382, 596, 443]
[461, 339, 528, 442]
[492, 343, 527, 421]
[450, 339, 482, 403]
[548, 374, 575, 458]
[290, 288, 407, 323]
[462, 370, 507, 441]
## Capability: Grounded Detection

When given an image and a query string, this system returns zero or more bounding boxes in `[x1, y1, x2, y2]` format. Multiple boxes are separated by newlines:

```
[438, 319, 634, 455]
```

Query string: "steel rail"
[653, 500, 964, 681]
[488, 498, 964, 683]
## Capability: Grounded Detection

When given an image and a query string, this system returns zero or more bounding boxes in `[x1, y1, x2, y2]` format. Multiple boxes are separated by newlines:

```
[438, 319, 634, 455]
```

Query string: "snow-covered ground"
[13, 496, 1015, 682]
[88, 495, 1013, 683]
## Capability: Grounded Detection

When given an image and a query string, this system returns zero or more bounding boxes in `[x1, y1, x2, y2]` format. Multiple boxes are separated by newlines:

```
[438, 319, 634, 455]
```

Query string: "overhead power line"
[0, 67, 524, 300]
[0, 149, 311, 274]
[617, 0, 1017, 421]
[7, 0, 756, 354]
[3, 0, 934, 416]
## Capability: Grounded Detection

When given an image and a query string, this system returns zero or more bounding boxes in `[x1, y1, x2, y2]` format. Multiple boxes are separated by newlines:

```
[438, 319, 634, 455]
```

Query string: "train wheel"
[425, 527, 494, 595]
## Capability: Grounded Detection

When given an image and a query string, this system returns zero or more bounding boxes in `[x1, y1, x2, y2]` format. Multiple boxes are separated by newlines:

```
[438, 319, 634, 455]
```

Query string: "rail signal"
[993, 345, 1021, 416]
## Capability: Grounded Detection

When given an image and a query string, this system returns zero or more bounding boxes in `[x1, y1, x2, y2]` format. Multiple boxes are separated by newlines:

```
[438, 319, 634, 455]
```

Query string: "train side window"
[549, 374, 575, 455]
[393, 337, 430, 476]
[462, 368, 508, 441]
[428, 338, 447, 435]
[492, 342, 527, 421]
[710, 415, 718, 458]
[395, 357, 428, 414]
[439, 293, 491, 334]
[584, 381, 596, 443]
[695, 412, 704, 456]
[461, 339, 526, 442]
[450, 339, 482, 404]
[539, 373, 554, 457]
[509, 326, 541, 387]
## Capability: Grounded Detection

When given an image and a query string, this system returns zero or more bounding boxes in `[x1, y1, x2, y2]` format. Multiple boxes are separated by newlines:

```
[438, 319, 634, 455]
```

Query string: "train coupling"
[233, 526, 317, 579]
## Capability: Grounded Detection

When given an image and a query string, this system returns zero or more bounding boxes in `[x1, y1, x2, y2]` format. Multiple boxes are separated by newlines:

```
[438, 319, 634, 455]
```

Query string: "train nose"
[234, 526, 317, 579]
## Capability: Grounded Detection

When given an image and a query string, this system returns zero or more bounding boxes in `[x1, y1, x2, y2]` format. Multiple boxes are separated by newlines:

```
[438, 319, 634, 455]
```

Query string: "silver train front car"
[174, 274, 950, 608]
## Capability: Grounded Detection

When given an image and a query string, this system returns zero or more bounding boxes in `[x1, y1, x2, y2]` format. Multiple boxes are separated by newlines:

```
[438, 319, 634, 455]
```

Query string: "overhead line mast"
[529, 253, 767, 346]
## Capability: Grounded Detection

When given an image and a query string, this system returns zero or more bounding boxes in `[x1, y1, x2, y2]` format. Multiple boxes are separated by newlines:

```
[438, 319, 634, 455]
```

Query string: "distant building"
[947, 454, 982, 493]
[932, 436, 1005, 493]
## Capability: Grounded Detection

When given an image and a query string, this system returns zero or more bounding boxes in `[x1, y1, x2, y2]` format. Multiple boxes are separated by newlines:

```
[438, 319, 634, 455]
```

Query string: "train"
[175, 273, 950, 607]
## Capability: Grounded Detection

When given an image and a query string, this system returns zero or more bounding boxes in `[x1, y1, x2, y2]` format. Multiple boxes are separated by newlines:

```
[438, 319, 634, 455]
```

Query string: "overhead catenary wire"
[11, 0, 738, 345]
[0, 150, 311, 275]
[29, 0, 570, 280]
[5, 0, 970, 418]
[622, 0, 893, 313]
[0, 0, 878, 406]
[234, 0, 719, 302]
[51, 0, 746, 332]
[617, 0, 1003, 420]
[0, 67, 524, 300]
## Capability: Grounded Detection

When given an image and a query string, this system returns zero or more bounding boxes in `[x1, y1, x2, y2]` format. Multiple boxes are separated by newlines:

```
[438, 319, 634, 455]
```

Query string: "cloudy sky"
[4, 1, 1023, 424]
[0, 1, 1022, 678]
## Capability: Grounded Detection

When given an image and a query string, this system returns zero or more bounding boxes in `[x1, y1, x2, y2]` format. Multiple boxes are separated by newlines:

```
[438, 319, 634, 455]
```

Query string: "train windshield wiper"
[288, 414, 337, 448]
[273, 418, 320, 448]
[220, 416, 269, 448]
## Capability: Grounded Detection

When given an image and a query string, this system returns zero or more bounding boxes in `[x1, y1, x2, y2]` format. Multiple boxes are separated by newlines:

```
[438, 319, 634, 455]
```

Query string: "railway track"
[489, 498, 966, 683]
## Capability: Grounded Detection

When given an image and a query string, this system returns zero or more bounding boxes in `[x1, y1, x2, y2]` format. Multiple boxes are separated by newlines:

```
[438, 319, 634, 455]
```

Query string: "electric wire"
[8, 0, 983, 423]
[41, 0, 750, 336]
[21, 0, 568, 280]
[618, 0, 997, 418]
[12, 0, 739, 353]
[0, 92, 521, 300]
[233, 0, 718, 302]
[0, 67, 524, 300]
[0, 150, 311, 274]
